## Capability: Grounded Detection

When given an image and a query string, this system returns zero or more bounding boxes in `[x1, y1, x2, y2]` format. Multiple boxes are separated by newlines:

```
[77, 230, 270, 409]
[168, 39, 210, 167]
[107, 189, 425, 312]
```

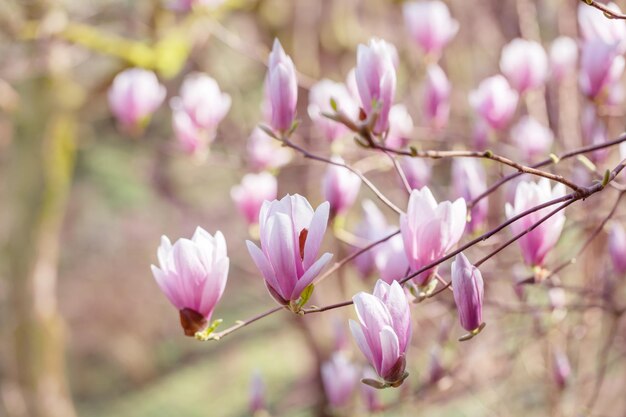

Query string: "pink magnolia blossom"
[151, 228, 229, 336]
[355, 38, 397, 134]
[400, 187, 467, 286]
[505, 179, 566, 267]
[322, 156, 361, 217]
[230, 172, 278, 226]
[399, 156, 432, 190]
[452, 159, 487, 233]
[402, 1, 459, 57]
[579, 39, 625, 102]
[578, 2, 626, 52]
[353, 200, 389, 278]
[307, 79, 358, 143]
[581, 105, 609, 163]
[108, 68, 166, 130]
[472, 119, 490, 151]
[451, 253, 484, 332]
[350, 280, 412, 385]
[469, 75, 519, 130]
[246, 195, 333, 304]
[550, 36, 578, 83]
[375, 234, 410, 284]
[246, 128, 293, 172]
[608, 222, 626, 274]
[500, 38, 548, 93]
[266, 39, 298, 133]
[385, 104, 414, 149]
[422, 64, 451, 130]
[510, 116, 554, 162]
[321, 352, 358, 408]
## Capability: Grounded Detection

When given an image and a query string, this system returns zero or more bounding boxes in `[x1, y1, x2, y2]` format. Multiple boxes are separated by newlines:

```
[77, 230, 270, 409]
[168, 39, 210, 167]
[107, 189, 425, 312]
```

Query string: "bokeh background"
[1, 0, 626, 416]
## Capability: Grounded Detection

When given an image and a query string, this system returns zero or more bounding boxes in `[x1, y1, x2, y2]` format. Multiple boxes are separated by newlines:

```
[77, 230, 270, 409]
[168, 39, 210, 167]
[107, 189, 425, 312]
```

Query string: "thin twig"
[580, 0, 626, 20]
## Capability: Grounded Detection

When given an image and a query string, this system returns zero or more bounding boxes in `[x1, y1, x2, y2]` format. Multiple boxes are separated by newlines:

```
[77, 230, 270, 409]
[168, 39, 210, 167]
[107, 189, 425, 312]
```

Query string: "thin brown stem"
[580, 0, 626, 20]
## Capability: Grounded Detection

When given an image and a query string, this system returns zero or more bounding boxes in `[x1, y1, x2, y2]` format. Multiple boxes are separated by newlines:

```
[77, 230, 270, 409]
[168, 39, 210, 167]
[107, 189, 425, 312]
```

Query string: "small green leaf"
[297, 284, 315, 309]
[194, 319, 223, 341]
[361, 378, 387, 389]
[330, 97, 338, 112]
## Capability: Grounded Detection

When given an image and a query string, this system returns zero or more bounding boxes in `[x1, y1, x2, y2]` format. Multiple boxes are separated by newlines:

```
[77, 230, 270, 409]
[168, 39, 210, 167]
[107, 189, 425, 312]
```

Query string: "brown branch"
[580, 0, 626, 20]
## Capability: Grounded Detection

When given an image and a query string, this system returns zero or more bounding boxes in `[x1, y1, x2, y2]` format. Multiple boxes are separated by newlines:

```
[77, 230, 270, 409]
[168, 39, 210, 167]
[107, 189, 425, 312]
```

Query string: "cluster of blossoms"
[102, 0, 626, 409]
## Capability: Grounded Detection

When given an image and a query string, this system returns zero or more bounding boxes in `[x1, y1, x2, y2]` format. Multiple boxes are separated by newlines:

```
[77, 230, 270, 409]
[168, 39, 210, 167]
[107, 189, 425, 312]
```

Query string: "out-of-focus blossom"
[472, 119, 489, 151]
[400, 187, 466, 286]
[505, 179, 566, 267]
[321, 352, 358, 408]
[346, 68, 360, 101]
[151, 228, 229, 336]
[322, 156, 361, 217]
[360, 368, 383, 411]
[552, 349, 571, 390]
[609, 222, 626, 274]
[350, 280, 412, 386]
[355, 38, 397, 134]
[579, 39, 625, 102]
[550, 36, 578, 83]
[451, 253, 484, 332]
[422, 64, 451, 130]
[266, 39, 298, 133]
[500, 38, 548, 93]
[249, 370, 266, 414]
[578, 2, 626, 51]
[247, 128, 293, 172]
[375, 234, 410, 284]
[385, 104, 414, 149]
[171, 73, 231, 155]
[402, 1, 459, 57]
[510, 116, 554, 162]
[428, 346, 445, 384]
[230, 172, 278, 227]
[452, 159, 487, 233]
[353, 200, 389, 278]
[581, 105, 609, 163]
[308, 79, 358, 143]
[399, 156, 432, 190]
[469, 75, 519, 130]
[332, 317, 350, 352]
[246, 195, 333, 305]
[169, 0, 225, 12]
[108, 68, 166, 130]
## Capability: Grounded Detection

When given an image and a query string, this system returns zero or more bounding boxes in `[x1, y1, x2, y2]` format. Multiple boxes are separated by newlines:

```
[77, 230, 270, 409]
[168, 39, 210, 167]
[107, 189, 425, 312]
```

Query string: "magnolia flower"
[400, 187, 466, 286]
[350, 280, 412, 386]
[510, 116, 554, 162]
[505, 179, 566, 267]
[246, 194, 333, 305]
[500, 38, 548, 93]
[321, 352, 359, 408]
[246, 128, 293, 172]
[422, 64, 451, 130]
[151, 228, 229, 336]
[550, 36, 578, 83]
[307, 79, 358, 143]
[399, 156, 432, 190]
[469, 75, 519, 130]
[108, 68, 166, 130]
[355, 38, 397, 134]
[579, 39, 625, 102]
[451, 253, 484, 332]
[385, 104, 414, 149]
[353, 200, 389, 278]
[609, 222, 626, 274]
[578, 2, 626, 52]
[266, 39, 298, 133]
[374, 234, 410, 284]
[452, 159, 487, 233]
[323, 157, 361, 217]
[230, 172, 278, 226]
[402, 1, 459, 57]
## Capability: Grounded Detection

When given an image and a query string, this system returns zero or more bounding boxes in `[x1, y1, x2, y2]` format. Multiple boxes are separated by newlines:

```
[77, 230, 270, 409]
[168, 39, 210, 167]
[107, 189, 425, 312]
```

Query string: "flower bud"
[579, 39, 625, 102]
[452, 159, 487, 233]
[578, 2, 626, 52]
[352, 200, 389, 278]
[231, 172, 278, 227]
[402, 1, 459, 57]
[308, 79, 358, 143]
[609, 222, 626, 274]
[451, 253, 484, 332]
[469, 75, 519, 130]
[322, 156, 361, 217]
[550, 36, 578, 83]
[510, 116, 554, 163]
[246, 128, 293, 172]
[374, 234, 410, 284]
[500, 38, 548, 93]
[321, 352, 358, 408]
[422, 64, 451, 130]
[266, 39, 298, 133]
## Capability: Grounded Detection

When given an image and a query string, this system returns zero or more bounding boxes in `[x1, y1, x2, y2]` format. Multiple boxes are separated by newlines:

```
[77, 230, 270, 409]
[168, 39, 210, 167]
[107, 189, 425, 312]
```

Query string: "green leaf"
[297, 284, 315, 309]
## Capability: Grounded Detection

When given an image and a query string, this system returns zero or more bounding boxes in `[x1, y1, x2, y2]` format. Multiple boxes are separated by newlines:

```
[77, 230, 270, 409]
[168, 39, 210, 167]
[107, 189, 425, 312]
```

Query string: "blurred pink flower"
[385, 104, 414, 149]
[452, 159, 487, 233]
[230, 172, 278, 226]
[451, 253, 484, 332]
[552, 349, 571, 390]
[246, 194, 333, 304]
[500, 38, 548, 93]
[579, 39, 625, 102]
[403, 1, 459, 57]
[375, 234, 410, 284]
[321, 352, 358, 408]
[249, 370, 266, 413]
[350, 280, 412, 385]
[550, 36, 578, 83]
[151, 227, 229, 336]
[247, 128, 293, 172]
[352, 200, 389, 278]
[510, 116, 554, 162]
[505, 179, 566, 267]
[399, 156, 432, 190]
[307, 79, 358, 143]
[578, 2, 626, 51]
[266, 39, 298, 133]
[355, 38, 397, 134]
[322, 156, 361, 217]
[609, 222, 626, 274]
[581, 105, 609, 163]
[422, 64, 451, 130]
[401, 187, 466, 286]
[108, 68, 166, 130]
[469, 75, 519, 130]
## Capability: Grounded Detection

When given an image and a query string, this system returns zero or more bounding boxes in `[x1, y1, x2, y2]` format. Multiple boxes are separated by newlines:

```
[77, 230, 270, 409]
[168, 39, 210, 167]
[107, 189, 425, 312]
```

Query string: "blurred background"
[1, 0, 626, 416]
